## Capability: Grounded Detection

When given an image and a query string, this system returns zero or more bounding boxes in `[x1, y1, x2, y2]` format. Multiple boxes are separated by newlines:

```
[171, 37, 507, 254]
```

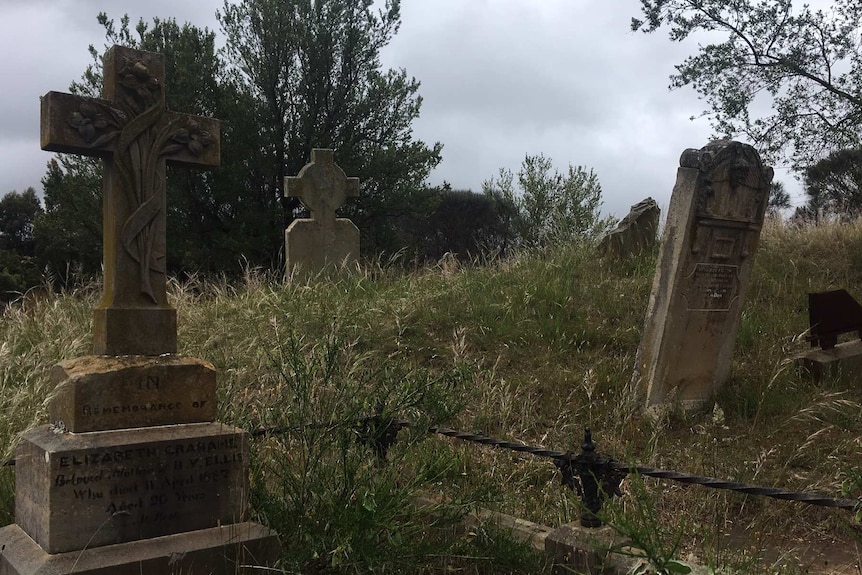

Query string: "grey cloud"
[1, 0, 782, 216]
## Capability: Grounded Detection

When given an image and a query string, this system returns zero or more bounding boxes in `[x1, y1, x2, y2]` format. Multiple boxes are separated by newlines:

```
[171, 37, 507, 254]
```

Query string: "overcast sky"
[0, 0, 805, 218]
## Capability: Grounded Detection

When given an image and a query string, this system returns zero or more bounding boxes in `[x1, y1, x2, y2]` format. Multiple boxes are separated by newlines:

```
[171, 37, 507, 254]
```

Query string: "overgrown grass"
[1, 219, 861, 572]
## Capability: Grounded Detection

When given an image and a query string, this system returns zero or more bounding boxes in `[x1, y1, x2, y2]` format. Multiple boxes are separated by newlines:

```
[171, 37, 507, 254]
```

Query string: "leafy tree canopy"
[217, 0, 442, 255]
[632, 0, 862, 170]
[0, 188, 44, 299]
[39, 2, 442, 278]
[0, 188, 42, 256]
[803, 146, 862, 219]
[767, 180, 791, 216]
[482, 154, 611, 249]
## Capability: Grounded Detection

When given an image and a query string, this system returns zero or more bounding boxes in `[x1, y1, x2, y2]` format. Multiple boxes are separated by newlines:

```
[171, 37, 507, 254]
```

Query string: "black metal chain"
[384, 420, 860, 523]
[3, 415, 858, 524]
[614, 462, 858, 511]
[396, 419, 567, 459]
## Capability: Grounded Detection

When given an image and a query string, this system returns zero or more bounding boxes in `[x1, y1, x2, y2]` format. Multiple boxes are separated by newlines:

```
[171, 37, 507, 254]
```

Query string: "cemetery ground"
[1, 219, 861, 574]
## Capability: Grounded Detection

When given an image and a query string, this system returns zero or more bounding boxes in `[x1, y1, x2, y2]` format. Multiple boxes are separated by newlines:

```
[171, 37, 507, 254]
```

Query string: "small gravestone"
[0, 46, 277, 575]
[284, 148, 359, 277]
[795, 289, 862, 381]
[599, 197, 660, 257]
[634, 141, 772, 412]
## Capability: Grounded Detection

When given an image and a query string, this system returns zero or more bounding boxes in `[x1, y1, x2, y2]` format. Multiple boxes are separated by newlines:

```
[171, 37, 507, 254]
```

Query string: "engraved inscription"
[684, 263, 739, 311]
[44, 432, 246, 551]
[49, 358, 219, 432]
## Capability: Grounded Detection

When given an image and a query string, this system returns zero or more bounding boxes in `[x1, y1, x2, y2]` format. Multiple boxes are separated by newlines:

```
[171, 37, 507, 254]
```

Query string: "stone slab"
[284, 149, 360, 278]
[599, 197, 660, 257]
[544, 524, 620, 575]
[15, 423, 248, 554]
[49, 356, 217, 433]
[795, 339, 862, 382]
[0, 521, 279, 575]
[285, 218, 360, 276]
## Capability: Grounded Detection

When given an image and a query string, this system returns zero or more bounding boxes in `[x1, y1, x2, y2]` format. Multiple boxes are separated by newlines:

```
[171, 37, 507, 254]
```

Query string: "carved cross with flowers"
[41, 45, 220, 355]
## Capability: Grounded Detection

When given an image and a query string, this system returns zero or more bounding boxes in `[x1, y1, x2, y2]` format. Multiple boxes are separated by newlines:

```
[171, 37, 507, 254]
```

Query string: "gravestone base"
[794, 340, 862, 382]
[14, 424, 250, 553]
[0, 521, 278, 575]
[643, 398, 713, 421]
[49, 356, 217, 433]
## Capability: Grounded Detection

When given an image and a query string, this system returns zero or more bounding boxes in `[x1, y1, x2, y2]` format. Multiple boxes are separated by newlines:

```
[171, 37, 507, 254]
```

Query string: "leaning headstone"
[598, 197, 660, 257]
[0, 46, 277, 575]
[284, 148, 360, 278]
[634, 141, 773, 412]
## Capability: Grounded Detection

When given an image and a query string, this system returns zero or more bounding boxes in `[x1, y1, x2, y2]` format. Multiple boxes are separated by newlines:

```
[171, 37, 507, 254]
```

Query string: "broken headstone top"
[807, 289, 862, 349]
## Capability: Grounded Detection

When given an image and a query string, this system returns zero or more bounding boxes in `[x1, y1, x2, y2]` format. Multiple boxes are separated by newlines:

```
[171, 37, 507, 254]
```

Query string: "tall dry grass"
[0, 219, 860, 572]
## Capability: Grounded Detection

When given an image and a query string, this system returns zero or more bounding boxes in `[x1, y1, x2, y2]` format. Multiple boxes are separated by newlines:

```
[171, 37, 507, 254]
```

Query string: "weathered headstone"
[40, 47, 219, 355]
[598, 197, 660, 257]
[634, 141, 773, 412]
[0, 46, 277, 575]
[284, 148, 360, 277]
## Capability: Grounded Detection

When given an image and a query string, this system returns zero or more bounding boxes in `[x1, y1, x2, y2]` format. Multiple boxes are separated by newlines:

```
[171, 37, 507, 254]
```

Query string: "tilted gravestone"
[634, 141, 772, 412]
[0, 46, 277, 575]
[284, 148, 360, 277]
[599, 197, 660, 257]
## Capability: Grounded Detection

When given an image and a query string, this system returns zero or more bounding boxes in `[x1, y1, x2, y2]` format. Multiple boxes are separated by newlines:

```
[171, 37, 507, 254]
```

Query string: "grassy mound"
[1, 219, 860, 573]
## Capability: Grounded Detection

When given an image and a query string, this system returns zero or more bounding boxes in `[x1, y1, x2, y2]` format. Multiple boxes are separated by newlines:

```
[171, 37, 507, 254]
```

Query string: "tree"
[0, 188, 43, 256]
[803, 146, 862, 219]
[482, 154, 610, 249]
[632, 0, 862, 170]
[0, 188, 44, 299]
[767, 180, 791, 217]
[217, 0, 442, 255]
[34, 158, 103, 283]
[43, 6, 441, 274]
[393, 187, 517, 262]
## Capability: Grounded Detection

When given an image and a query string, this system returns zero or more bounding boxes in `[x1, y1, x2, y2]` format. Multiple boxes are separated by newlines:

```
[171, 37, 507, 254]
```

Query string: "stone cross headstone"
[41, 45, 220, 356]
[634, 141, 773, 412]
[284, 148, 360, 277]
[0, 46, 277, 575]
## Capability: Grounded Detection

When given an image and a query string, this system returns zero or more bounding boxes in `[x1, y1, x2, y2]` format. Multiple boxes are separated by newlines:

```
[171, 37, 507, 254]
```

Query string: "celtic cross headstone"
[284, 148, 360, 277]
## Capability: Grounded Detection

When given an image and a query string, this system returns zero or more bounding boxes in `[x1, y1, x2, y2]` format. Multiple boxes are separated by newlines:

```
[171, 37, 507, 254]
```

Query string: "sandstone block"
[0, 522, 278, 575]
[15, 423, 248, 554]
[49, 355, 216, 433]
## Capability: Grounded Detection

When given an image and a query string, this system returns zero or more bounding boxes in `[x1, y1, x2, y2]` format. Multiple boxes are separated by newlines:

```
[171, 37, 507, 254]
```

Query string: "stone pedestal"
[795, 340, 862, 382]
[544, 524, 620, 575]
[49, 356, 217, 433]
[0, 358, 278, 575]
[0, 522, 276, 575]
